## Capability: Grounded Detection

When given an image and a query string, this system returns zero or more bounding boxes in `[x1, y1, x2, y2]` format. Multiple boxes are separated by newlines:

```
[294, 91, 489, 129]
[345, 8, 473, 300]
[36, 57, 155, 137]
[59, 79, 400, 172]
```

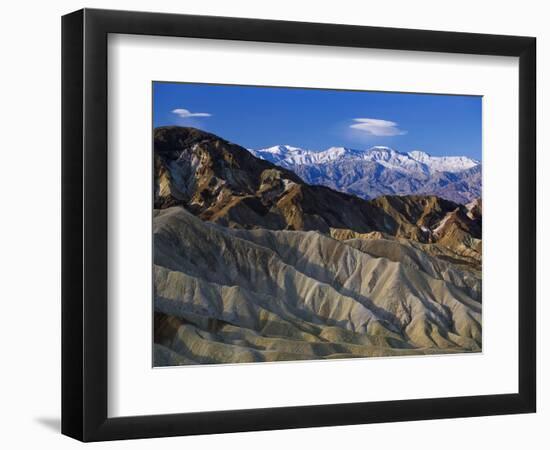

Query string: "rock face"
[153, 126, 482, 365]
[250, 144, 481, 204]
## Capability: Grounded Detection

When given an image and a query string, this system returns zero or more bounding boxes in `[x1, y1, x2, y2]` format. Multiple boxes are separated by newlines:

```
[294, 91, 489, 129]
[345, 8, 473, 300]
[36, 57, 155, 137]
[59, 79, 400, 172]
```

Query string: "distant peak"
[364, 146, 403, 158]
[257, 145, 291, 154]
[260, 144, 303, 152]
[323, 146, 350, 153]
[409, 150, 431, 156]
[368, 145, 394, 151]
[406, 150, 480, 172]
[408, 150, 431, 159]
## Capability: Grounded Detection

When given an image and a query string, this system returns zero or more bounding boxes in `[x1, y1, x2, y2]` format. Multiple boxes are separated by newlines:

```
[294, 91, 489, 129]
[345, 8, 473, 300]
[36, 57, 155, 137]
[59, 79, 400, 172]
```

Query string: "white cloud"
[172, 108, 212, 118]
[350, 118, 406, 136]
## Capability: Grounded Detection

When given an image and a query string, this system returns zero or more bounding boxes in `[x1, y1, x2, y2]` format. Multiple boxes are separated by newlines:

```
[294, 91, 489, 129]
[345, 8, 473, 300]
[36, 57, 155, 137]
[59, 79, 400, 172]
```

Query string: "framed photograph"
[62, 8, 536, 441]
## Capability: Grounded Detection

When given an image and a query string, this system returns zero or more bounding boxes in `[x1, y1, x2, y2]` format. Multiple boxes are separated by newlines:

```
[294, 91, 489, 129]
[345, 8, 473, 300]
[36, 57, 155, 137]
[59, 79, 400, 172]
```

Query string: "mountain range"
[153, 126, 482, 365]
[249, 144, 481, 204]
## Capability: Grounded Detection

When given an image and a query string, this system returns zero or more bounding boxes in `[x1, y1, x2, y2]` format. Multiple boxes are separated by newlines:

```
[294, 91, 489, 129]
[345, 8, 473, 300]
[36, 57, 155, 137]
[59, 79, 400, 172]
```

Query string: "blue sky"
[153, 82, 482, 160]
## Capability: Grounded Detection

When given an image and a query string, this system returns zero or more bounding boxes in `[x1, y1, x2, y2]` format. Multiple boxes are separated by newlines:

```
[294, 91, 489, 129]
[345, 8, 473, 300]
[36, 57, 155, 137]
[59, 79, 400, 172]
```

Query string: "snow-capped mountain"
[407, 150, 479, 173]
[249, 144, 481, 204]
[249, 145, 364, 166]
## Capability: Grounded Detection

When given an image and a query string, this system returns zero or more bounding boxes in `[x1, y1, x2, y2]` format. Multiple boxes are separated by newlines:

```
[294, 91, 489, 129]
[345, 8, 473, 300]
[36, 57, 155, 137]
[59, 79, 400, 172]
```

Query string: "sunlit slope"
[153, 207, 481, 365]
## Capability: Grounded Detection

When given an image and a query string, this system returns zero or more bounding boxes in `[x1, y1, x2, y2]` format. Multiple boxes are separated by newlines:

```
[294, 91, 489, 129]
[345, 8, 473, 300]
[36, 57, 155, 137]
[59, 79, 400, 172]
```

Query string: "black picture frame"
[62, 8, 536, 442]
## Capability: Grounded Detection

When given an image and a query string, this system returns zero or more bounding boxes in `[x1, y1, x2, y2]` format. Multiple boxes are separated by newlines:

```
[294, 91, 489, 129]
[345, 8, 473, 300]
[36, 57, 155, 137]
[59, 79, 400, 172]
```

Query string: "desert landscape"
[152, 125, 482, 366]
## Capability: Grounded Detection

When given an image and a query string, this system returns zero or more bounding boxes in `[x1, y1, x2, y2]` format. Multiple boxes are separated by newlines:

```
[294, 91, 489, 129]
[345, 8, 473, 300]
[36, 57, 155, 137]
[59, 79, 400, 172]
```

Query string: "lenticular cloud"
[350, 118, 407, 136]
[172, 108, 212, 118]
